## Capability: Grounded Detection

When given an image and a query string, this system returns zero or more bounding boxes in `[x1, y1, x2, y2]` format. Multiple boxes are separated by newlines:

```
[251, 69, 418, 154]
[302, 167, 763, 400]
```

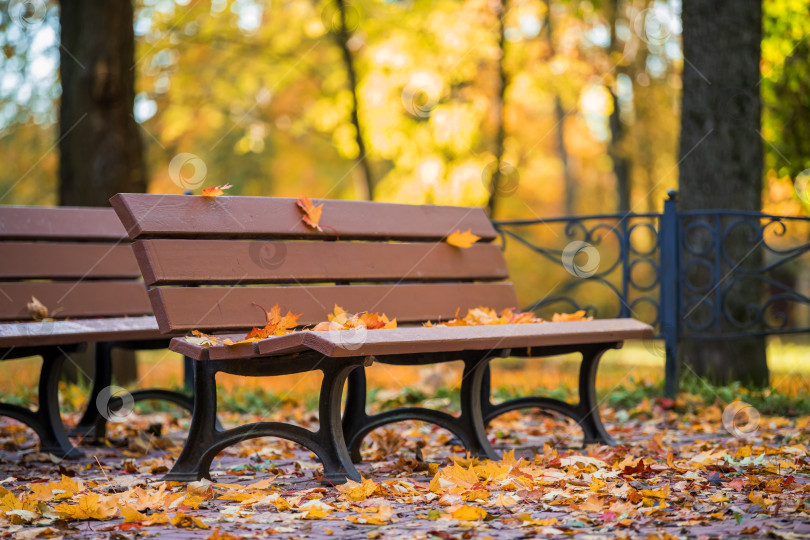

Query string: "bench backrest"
[0, 206, 152, 322]
[111, 194, 519, 334]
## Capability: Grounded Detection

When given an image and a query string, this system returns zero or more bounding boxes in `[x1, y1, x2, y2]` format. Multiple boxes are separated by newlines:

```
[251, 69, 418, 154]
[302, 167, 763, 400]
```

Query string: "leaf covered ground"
[1, 395, 810, 539]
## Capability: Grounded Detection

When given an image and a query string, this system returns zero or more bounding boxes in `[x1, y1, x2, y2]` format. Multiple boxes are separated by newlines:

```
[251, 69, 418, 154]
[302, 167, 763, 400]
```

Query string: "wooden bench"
[0, 206, 194, 457]
[111, 193, 653, 484]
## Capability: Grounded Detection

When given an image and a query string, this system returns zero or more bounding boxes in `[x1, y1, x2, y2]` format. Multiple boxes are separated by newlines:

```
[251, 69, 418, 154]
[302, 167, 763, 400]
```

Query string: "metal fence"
[492, 190, 810, 396]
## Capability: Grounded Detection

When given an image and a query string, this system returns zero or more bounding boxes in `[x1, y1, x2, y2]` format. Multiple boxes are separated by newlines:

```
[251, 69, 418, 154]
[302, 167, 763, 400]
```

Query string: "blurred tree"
[59, 0, 145, 206]
[59, 0, 143, 383]
[324, 0, 373, 199]
[678, 0, 767, 387]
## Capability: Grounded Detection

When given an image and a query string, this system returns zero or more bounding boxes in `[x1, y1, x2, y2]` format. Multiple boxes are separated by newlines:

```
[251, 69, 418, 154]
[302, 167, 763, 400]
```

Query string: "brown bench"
[111, 193, 653, 484]
[0, 206, 194, 457]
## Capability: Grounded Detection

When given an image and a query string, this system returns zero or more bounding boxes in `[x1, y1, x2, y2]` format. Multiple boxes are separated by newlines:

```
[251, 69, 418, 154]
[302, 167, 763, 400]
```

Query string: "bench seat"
[170, 319, 652, 361]
[0, 316, 161, 348]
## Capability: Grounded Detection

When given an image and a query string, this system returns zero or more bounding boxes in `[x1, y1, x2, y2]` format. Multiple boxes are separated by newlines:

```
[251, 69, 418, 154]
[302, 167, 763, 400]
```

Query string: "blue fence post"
[660, 190, 680, 397]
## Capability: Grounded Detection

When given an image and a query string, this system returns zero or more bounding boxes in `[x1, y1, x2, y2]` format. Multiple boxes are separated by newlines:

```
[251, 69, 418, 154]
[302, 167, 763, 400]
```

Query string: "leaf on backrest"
[296, 196, 323, 230]
[446, 229, 480, 248]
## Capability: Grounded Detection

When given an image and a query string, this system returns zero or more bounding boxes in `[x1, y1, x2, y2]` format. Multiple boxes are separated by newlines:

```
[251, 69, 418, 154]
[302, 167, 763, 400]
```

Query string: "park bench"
[111, 193, 653, 484]
[0, 206, 194, 457]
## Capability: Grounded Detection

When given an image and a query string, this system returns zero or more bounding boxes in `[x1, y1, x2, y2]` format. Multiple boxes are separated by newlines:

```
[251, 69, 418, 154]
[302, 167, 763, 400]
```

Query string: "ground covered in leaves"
[1, 397, 810, 539]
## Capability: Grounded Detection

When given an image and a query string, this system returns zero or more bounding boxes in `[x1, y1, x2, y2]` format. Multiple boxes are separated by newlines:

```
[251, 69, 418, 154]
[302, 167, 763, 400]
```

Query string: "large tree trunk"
[59, 0, 143, 384]
[59, 0, 145, 205]
[678, 0, 768, 387]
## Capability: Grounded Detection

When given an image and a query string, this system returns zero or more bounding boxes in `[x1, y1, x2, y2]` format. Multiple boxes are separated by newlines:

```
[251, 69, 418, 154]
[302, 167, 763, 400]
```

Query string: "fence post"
[660, 190, 680, 397]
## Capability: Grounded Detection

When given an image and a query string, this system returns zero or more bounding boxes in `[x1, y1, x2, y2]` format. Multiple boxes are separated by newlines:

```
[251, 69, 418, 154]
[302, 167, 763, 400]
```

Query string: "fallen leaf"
[244, 303, 301, 340]
[296, 196, 323, 230]
[201, 184, 232, 197]
[54, 492, 118, 521]
[171, 511, 209, 529]
[451, 504, 487, 521]
[446, 229, 480, 248]
[336, 477, 380, 501]
[27, 296, 49, 321]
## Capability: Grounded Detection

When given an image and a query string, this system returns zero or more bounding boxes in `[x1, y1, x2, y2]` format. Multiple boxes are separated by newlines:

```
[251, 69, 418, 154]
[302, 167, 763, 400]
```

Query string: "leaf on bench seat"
[311, 304, 396, 332]
[244, 302, 301, 341]
[201, 184, 232, 197]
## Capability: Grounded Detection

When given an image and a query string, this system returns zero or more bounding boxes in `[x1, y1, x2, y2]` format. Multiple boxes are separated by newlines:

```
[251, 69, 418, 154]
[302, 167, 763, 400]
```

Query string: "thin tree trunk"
[542, 1, 576, 215]
[486, 0, 509, 218]
[678, 0, 767, 387]
[330, 0, 373, 200]
[555, 95, 575, 215]
[59, 0, 142, 384]
[606, 0, 631, 213]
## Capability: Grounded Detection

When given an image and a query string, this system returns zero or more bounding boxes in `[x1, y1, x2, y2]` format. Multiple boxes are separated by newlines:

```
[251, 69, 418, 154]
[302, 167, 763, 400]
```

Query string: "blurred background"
[1, 0, 809, 409]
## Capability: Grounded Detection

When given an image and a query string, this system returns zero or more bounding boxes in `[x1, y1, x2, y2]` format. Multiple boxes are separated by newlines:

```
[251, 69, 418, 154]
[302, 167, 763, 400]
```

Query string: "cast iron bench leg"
[481, 343, 617, 446]
[342, 353, 498, 462]
[71, 343, 195, 439]
[164, 357, 364, 485]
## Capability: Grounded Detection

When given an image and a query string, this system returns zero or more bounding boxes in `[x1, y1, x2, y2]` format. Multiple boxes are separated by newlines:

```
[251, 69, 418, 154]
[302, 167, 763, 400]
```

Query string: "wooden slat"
[149, 282, 519, 333]
[0, 242, 140, 280]
[111, 194, 497, 242]
[168, 319, 655, 361]
[0, 206, 127, 240]
[133, 239, 509, 285]
[278, 319, 656, 358]
[0, 316, 165, 348]
[0, 281, 152, 321]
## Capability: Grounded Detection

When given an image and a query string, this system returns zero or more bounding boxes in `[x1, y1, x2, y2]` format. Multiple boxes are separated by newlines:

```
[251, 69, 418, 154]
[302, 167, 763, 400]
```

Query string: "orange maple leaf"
[551, 310, 592, 322]
[201, 184, 232, 197]
[446, 229, 481, 248]
[312, 304, 396, 331]
[244, 302, 301, 340]
[296, 196, 323, 230]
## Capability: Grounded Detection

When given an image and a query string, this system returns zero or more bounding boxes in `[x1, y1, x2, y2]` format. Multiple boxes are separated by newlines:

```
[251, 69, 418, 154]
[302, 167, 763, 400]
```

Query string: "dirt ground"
[1, 398, 810, 539]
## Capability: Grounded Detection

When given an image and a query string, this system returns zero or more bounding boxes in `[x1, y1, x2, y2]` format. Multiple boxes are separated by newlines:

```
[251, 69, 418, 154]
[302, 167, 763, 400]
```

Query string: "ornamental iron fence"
[492, 190, 810, 396]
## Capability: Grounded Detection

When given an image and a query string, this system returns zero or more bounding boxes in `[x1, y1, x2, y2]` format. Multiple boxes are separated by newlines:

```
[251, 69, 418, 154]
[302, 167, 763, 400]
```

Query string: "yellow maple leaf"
[336, 477, 379, 501]
[451, 504, 487, 521]
[446, 229, 481, 248]
[171, 511, 210, 529]
[120, 504, 147, 523]
[54, 492, 118, 521]
[347, 504, 395, 525]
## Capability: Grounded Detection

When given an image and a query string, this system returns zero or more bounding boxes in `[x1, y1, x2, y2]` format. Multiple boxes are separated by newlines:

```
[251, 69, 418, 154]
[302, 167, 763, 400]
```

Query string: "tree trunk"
[678, 0, 768, 387]
[59, 0, 143, 384]
[59, 0, 145, 205]
[330, 0, 373, 200]
[486, 0, 509, 218]
[606, 0, 631, 213]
